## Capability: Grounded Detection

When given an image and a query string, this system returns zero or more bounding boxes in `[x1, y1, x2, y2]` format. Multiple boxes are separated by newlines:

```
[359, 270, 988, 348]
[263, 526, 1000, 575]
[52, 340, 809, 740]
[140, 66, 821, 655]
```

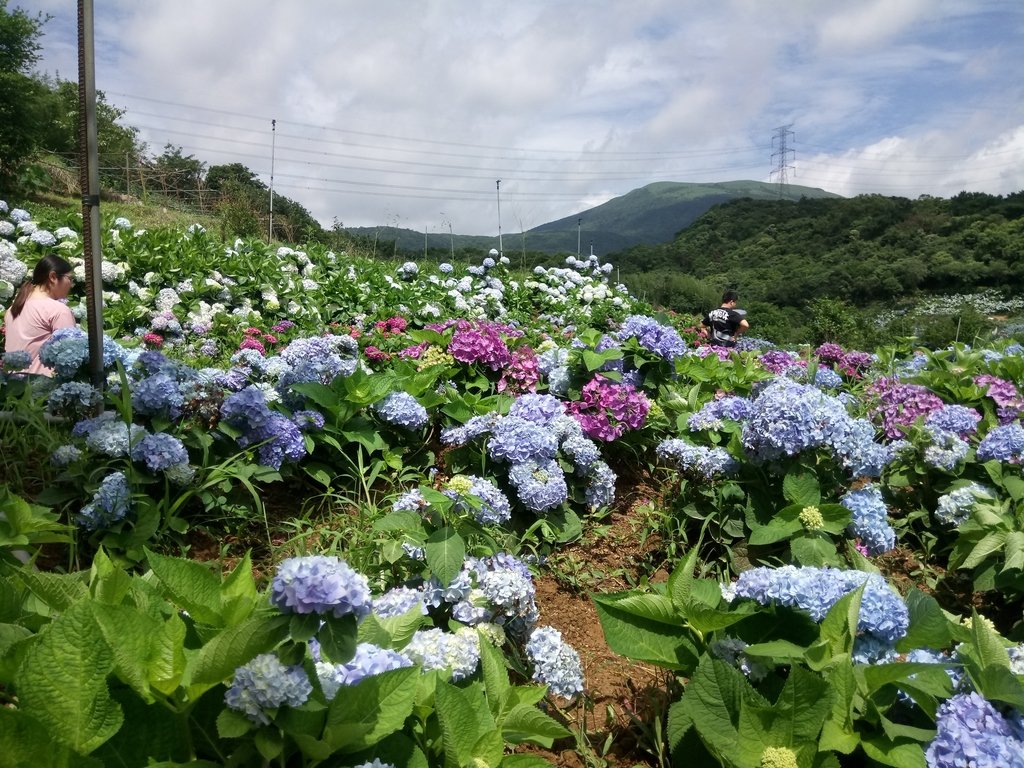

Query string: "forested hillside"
[619, 191, 1024, 310]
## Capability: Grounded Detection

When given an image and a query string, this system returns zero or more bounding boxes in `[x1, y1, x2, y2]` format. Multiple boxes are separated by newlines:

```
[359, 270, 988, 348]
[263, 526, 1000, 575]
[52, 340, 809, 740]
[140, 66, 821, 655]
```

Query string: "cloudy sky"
[21, 0, 1024, 236]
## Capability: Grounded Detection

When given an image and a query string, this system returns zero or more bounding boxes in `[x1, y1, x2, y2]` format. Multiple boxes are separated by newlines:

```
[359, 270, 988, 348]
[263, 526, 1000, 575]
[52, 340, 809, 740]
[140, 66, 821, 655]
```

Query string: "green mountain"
[344, 180, 840, 256]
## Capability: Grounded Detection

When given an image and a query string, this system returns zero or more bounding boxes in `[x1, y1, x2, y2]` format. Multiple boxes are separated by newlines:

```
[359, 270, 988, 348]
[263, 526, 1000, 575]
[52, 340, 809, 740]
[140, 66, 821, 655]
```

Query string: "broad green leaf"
[357, 609, 424, 650]
[958, 531, 1008, 570]
[593, 593, 700, 671]
[16, 599, 123, 753]
[90, 602, 166, 703]
[682, 658, 755, 765]
[743, 640, 811, 663]
[817, 584, 863, 660]
[896, 590, 952, 654]
[0, 708, 104, 768]
[748, 516, 804, 545]
[501, 704, 572, 746]
[478, 634, 510, 710]
[219, 551, 258, 626]
[783, 470, 820, 506]
[472, 729, 505, 768]
[433, 681, 485, 768]
[684, 602, 757, 633]
[145, 548, 223, 626]
[14, 569, 88, 612]
[216, 707, 253, 739]
[1002, 474, 1024, 501]
[1003, 531, 1024, 571]
[790, 535, 840, 567]
[318, 613, 358, 664]
[668, 547, 700, 612]
[502, 755, 557, 768]
[595, 592, 679, 625]
[89, 548, 133, 605]
[185, 615, 289, 693]
[820, 662, 859, 754]
[425, 526, 465, 588]
[860, 736, 927, 768]
[973, 665, 1024, 710]
[325, 667, 418, 752]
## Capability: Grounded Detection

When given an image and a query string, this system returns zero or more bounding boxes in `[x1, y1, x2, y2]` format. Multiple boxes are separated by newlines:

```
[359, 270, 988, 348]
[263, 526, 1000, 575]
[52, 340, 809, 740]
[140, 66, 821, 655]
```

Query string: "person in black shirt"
[701, 290, 749, 347]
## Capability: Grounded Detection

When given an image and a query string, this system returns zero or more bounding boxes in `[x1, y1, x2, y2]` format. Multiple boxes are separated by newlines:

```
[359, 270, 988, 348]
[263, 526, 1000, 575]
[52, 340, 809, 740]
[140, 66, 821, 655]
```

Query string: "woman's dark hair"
[9, 254, 73, 319]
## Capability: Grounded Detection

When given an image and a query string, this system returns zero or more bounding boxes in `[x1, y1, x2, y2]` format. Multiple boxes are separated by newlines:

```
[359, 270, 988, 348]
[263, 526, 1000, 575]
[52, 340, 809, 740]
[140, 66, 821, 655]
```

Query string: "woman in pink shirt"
[4, 254, 77, 376]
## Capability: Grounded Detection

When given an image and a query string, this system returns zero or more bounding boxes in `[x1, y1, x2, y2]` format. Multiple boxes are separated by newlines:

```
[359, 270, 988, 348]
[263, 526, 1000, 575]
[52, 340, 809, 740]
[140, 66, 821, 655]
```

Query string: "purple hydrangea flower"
[315, 643, 413, 700]
[508, 393, 565, 425]
[925, 692, 1024, 768]
[270, 555, 372, 620]
[616, 315, 688, 361]
[976, 422, 1024, 464]
[130, 432, 189, 472]
[131, 373, 184, 419]
[486, 415, 558, 463]
[508, 458, 568, 512]
[925, 405, 982, 438]
[78, 471, 131, 530]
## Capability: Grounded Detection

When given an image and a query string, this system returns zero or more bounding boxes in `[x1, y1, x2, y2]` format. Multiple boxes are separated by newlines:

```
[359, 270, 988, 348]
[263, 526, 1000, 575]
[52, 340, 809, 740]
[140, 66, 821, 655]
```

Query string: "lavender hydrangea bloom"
[688, 396, 753, 431]
[131, 432, 189, 472]
[562, 433, 601, 473]
[131, 373, 184, 419]
[372, 586, 428, 619]
[78, 471, 131, 530]
[657, 438, 738, 479]
[46, 381, 102, 418]
[741, 378, 852, 462]
[486, 415, 558, 463]
[440, 413, 500, 446]
[292, 409, 325, 431]
[733, 565, 909, 643]
[616, 315, 688, 361]
[508, 458, 568, 512]
[584, 460, 617, 508]
[468, 553, 538, 624]
[923, 427, 970, 471]
[315, 643, 413, 700]
[276, 335, 359, 392]
[841, 485, 896, 555]
[508, 393, 565, 425]
[2, 350, 31, 371]
[270, 555, 372, 620]
[404, 627, 480, 681]
[976, 422, 1024, 463]
[925, 405, 982, 438]
[38, 327, 90, 379]
[51, 444, 82, 467]
[925, 692, 1024, 768]
[445, 475, 512, 525]
[525, 625, 585, 699]
[372, 391, 428, 430]
[833, 418, 893, 478]
[224, 653, 312, 725]
[935, 483, 996, 527]
[84, 418, 147, 458]
[814, 367, 844, 389]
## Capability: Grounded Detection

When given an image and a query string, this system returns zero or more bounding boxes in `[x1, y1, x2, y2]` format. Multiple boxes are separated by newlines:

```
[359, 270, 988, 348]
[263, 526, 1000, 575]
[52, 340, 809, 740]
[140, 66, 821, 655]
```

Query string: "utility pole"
[269, 118, 276, 242]
[577, 217, 581, 256]
[495, 179, 503, 257]
[770, 124, 795, 197]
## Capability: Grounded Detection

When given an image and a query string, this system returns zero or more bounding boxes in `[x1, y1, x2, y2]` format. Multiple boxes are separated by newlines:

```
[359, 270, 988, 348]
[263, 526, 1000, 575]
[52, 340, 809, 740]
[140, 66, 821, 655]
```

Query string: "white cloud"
[19, 0, 1024, 237]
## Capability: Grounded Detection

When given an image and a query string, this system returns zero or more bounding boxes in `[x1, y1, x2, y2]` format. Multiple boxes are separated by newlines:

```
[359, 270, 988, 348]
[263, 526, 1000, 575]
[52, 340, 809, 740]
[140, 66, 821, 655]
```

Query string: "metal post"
[577, 217, 581, 256]
[269, 119, 276, 242]
[78, 0, 104, 390]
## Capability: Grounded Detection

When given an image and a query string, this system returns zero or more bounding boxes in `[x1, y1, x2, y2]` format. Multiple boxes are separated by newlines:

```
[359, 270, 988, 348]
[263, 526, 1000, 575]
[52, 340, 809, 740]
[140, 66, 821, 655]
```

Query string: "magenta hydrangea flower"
[448, 323, 513, 370]
[866, 377, 945, 439]
[566, 376, 650, 442]
[498, 346, 540, 393]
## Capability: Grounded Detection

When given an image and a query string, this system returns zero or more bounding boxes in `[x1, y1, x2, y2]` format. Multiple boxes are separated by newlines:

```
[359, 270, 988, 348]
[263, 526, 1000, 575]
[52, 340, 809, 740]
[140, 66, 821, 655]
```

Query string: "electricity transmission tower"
[770, 124, 795, 196]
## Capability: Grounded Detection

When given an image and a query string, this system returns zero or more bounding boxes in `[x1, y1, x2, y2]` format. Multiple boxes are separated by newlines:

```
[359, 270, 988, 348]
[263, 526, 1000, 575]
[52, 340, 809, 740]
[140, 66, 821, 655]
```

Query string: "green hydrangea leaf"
[325, 666, 418, 752]
[424, 526, 465, 588]
[16, 599, 122, 753]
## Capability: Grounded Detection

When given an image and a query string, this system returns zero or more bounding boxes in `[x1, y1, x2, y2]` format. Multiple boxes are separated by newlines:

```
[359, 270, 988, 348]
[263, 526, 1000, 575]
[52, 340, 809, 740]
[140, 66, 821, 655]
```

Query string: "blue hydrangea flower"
[372, 586, 428, 619]
[51, 444, 82, 467]
[440, 413, 500, 446]
[392, 488, 426, 513]
[38, 327, 90, 379]
[46, 382, 102, 418]
[925, 692, 1024, 768]
[292, 409, 325, 431]
[584, 460, 617, 508]
[976, 422, 1024, 463]
[315, 643, 412, 700]
[841, 484, 896, 555]
[84, 418, 148, 458]
[923, 427, 970, 471]
[741, 377, 854, 462]
[469, 553, 538, 625]
[814, 367, 844, 389]
[404, 627, 480, 681]
[688, 396, 753, 431]
[508, 393, 565, 425]
[372, 391, 428, 430]
[833, 418, 893, 478]
[733, 565, 909, 643]
[225, 653, 313, 725]
[508, 458, 568, 512]
[935, 483, 996, 527]
[562, 433, 601, 473]
[657, 438, 738, 479]
[1, 350, 31, 371]
[445, 476, 512, 525]
[131, 373, 184, 419]
[78, 471, 131, 530]
[925, 405, 982, 438]
[525, 626, 585, 699]
[616, 315, 688, 361]
[270, 556, 372, 620]
[131, 432, 189, 472]
[486, 416, 558, 463]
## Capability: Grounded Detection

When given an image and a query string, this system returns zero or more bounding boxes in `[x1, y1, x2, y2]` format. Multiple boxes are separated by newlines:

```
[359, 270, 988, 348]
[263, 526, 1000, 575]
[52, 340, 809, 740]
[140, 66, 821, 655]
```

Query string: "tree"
[149, 144, 205, 202]
[0, 1, 48, 188]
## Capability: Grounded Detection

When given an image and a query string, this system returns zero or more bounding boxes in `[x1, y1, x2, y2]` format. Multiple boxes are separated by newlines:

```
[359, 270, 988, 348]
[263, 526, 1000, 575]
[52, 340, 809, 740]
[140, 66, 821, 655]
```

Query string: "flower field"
[2, 200, 1024, 768]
